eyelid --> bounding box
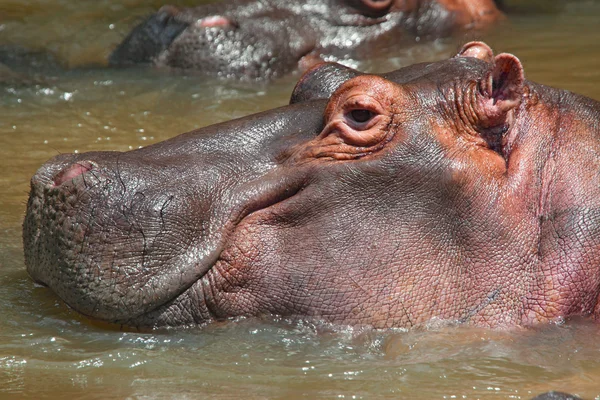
[341,94,383,115]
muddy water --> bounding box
[2,0,600,398]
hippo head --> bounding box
[109,0,502,79]
[25,42,600,329]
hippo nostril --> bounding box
[195,15,233,28]
[52,161,96,187]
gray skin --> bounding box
[24,42,600,333]
[109,0,502,79]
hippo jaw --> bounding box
[23,102,324,327]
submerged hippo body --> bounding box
[24,42,600,330]
[109,0,502,79]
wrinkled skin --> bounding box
[109,0,502,79]
[24,42,600,333]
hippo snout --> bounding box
[109,7,190,66]
[24,154,112,289]
[23,151,175,321]
[21,110,316,325]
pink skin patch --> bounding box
[197,15,232,28]
[52,161,95,187]
[298,53,325,72]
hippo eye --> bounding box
[349,109,375,124]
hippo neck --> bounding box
[503,82,600,322]
[505,82,597,209]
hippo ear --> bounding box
[290,62,362,104]
[477,53,525,128]
[457,41,494,63]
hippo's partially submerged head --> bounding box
[109,0,502,79]
[25,42,600,329]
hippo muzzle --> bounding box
[24,102,324,324]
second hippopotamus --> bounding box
[109,0,502,80]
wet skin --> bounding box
[109,0,502,79]
[24,42,600,332]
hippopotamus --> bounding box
[109,0,502,79]
[24,41,600,332]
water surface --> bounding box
[1,1,600,398]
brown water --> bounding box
[2,0,600,398]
